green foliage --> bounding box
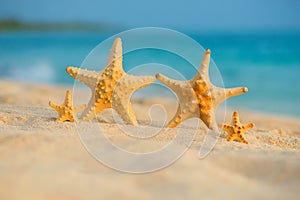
[0,19,113,32]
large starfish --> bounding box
[49,90,86,122]
[66,37,155,125]
[220,111,254,144]
[156,49,248,130]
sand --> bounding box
[0,80,299,200]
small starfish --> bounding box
[220,111,254,144]
[66,37,155,125]
[156,49,248,130]
[49,90,86,122]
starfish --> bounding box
[49,90,86,122]
[66,37,155,125]
[220,111,254,144]
[156,49,248,130]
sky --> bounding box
[0,0,300,32]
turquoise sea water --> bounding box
[0,31,299,117]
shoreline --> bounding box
[1,79,299,120]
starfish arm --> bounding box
[206,115,219,131]
[166,104,200,128]
[80,91,110,121]
[226,135,234,142]
[239,135,249,144]
[244,123,254,131]
[66,66,99,89]
[225,87,248,99]
[192,49,211,82]
[167,106,183,128]
[212,86,248,108]
[106,37,123,70]
[120,74,156,92]
[81,104,106,121]
[112,96,138,125]
[220,124,232,132]
[81,105,102,121]
[195,103,217,129]
[49,101,62,112]
[156,73,188,94]
[232,111,240,124]
[64,90,73,107]
[168,106,204,128]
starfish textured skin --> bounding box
[66,37,155,125]
[156,49,248,130]
[49,90,86,122]
[220,111,254,144]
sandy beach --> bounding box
[0,80,299,200]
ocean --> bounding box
[0,31,299,117]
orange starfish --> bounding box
[156,49,248,130]
[49,90,86,122]
[220,111,254,144]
